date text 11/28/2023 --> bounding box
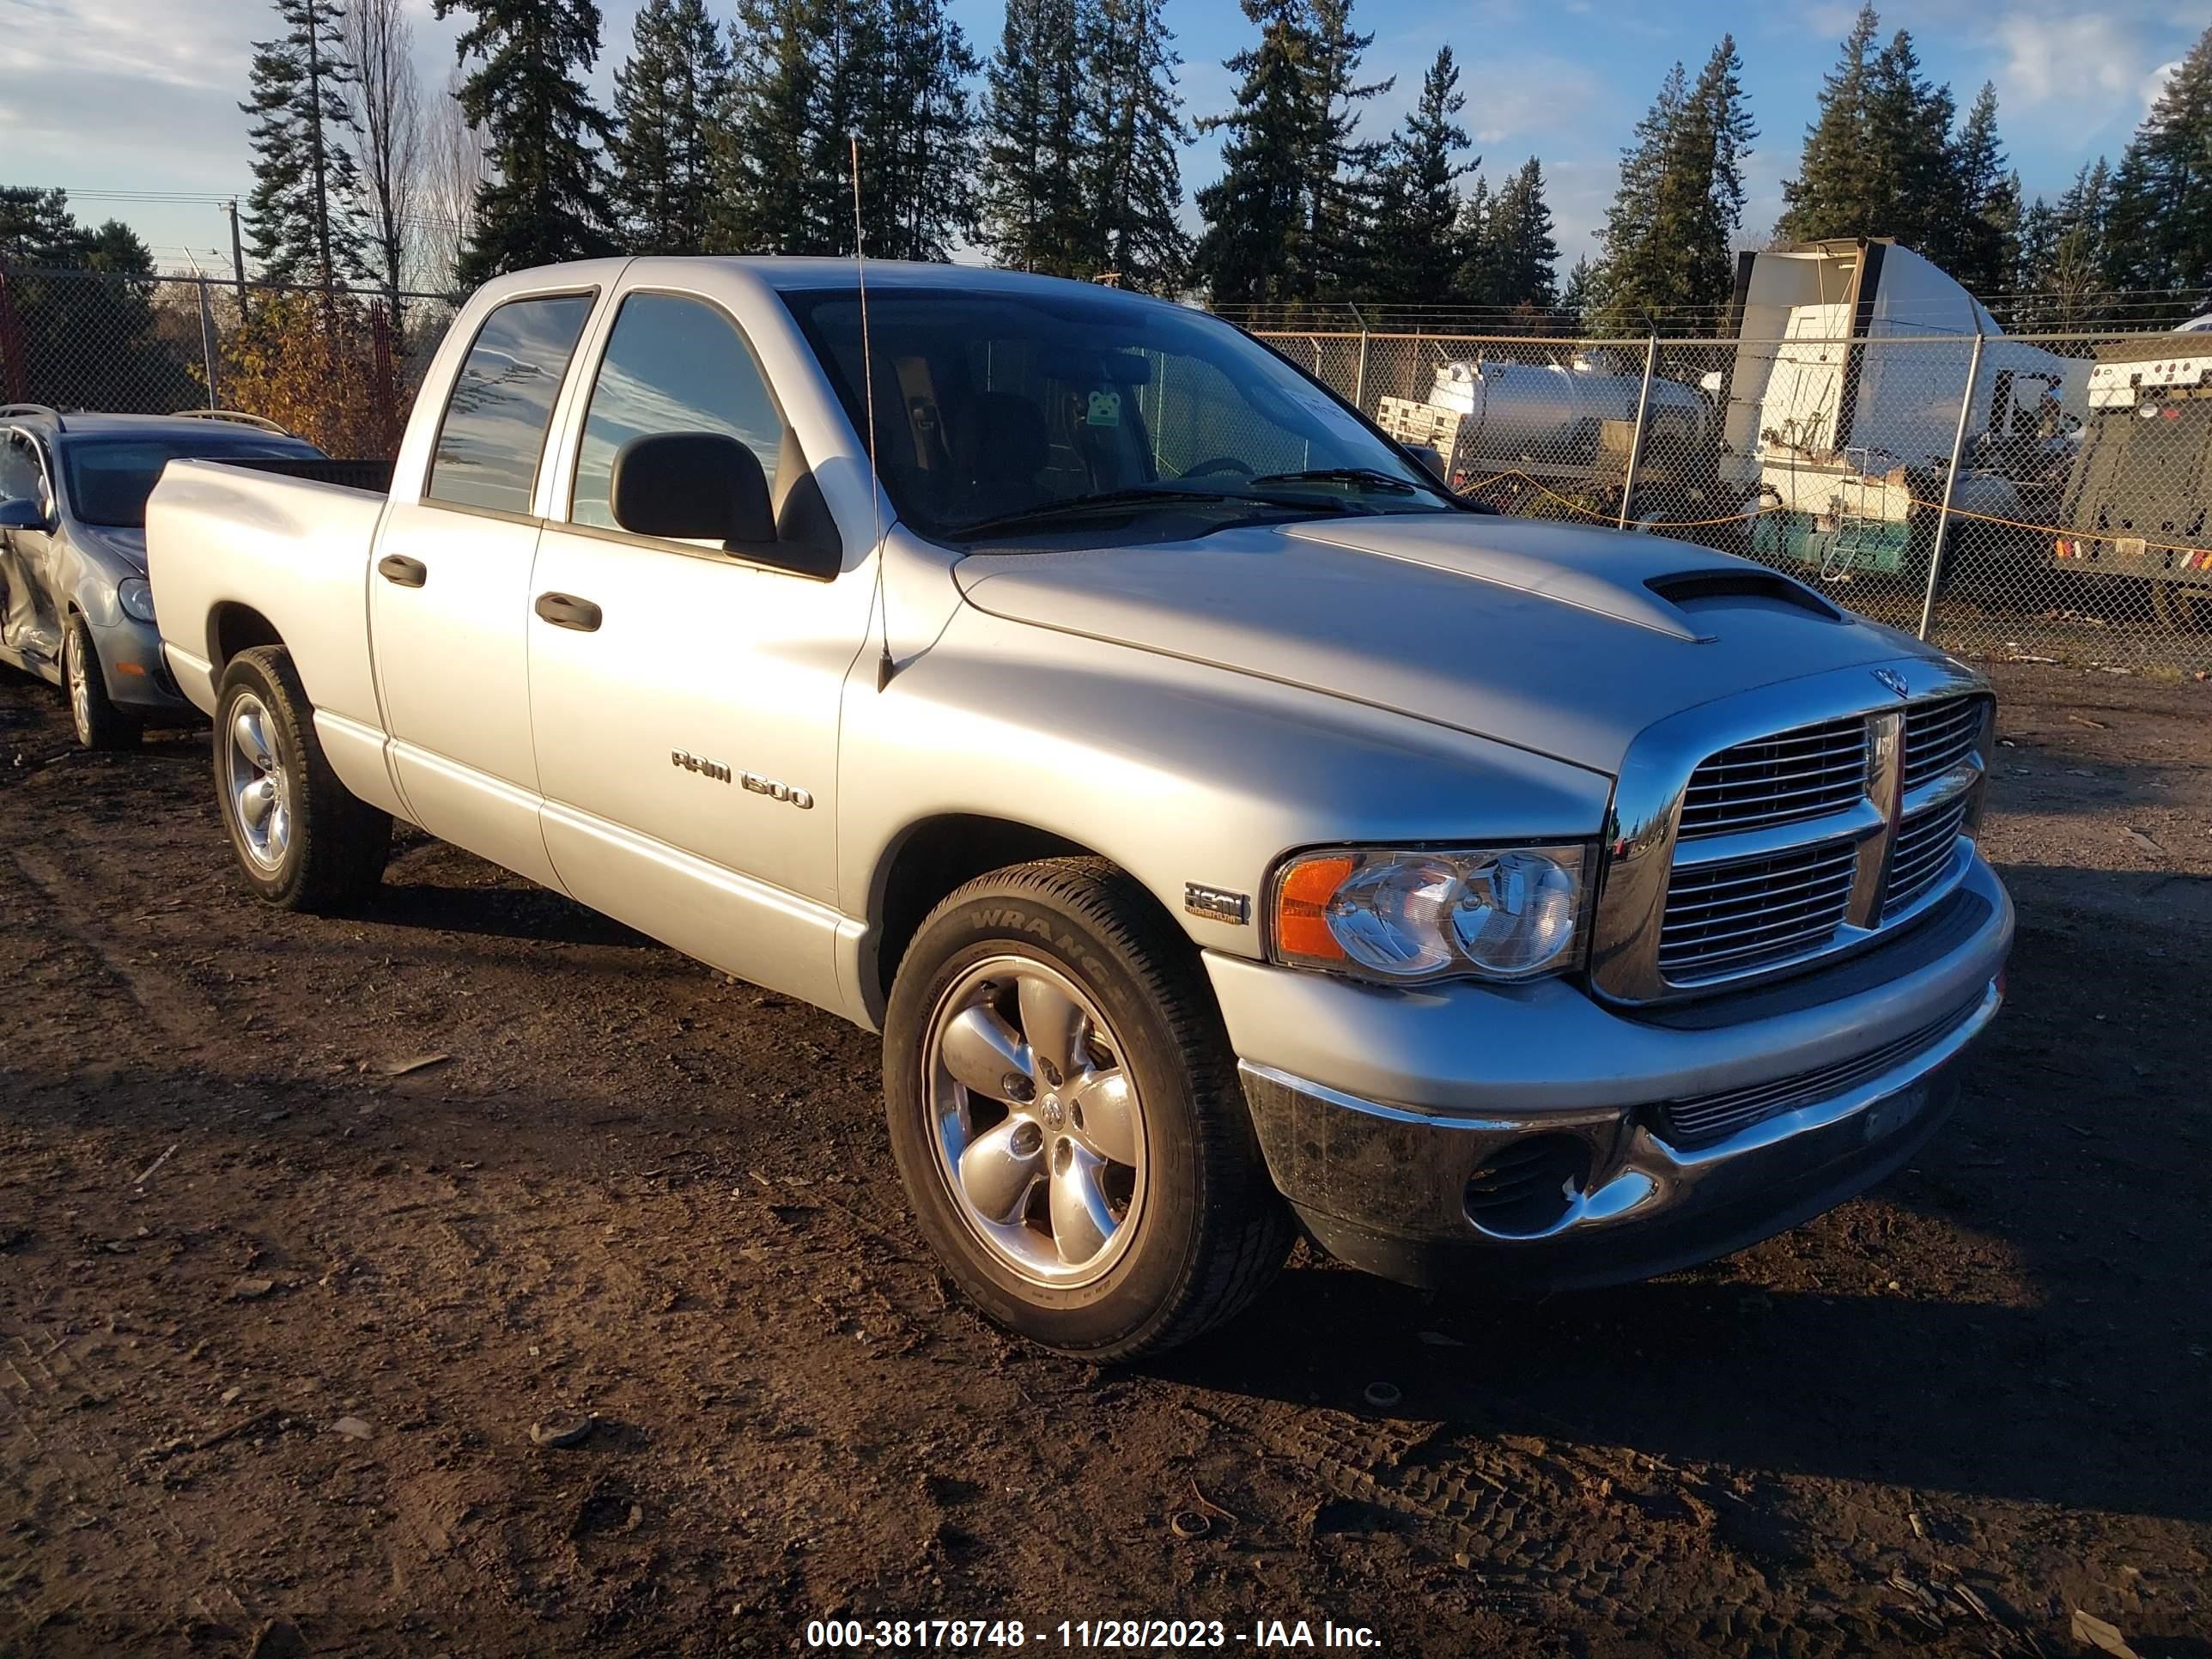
[802,1618,1384,1650]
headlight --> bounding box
[1270,844,1589,983]
[117,579,157,624]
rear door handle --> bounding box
[377,554,427,587]
[534,591,603,632]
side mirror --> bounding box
[610,432,775,547]
[1404,443,1449,484]
[0,498,46,532]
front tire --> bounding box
[214,646,391,912]
[64,615,138,750]
[884,859,1291,1359]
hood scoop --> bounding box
[1282,517,1711,641]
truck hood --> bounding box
[953,514,1930,775]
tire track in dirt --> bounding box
[7,847,228,1060]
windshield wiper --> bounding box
[948,483,1362,539]
[1247,466,1425,495]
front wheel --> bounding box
[884,859,1291,1359]
[64,615,138,750]
[214,646,391,912]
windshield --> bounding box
[62,436,319,528]
[781,285,1455,540]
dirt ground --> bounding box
[1,659,2206,1659]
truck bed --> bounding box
[145,456,393,737]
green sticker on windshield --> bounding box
[1086,390,1121,427]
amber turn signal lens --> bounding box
[1274,854,1356,962]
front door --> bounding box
[526,289,868,1010]
[369,289,596,889]
[0,429,61,665]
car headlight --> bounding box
[1269,844,1589,983]
[117,579,157,624]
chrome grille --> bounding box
[1656,994,1982,1148]
[1885,796,1970,919]
[1677,716,1869,839]
[1902,696,1987,790]
[1658,838,1857,981]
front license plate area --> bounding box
[1861,1084,1928,1145]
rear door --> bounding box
[369,289,596,888]
[526,286,869,1010]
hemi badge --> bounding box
[1184,883,1251,926]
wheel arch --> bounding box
[206,600,286,675]
[864,813,1194,1015]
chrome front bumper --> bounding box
[1215,858,2012,1292]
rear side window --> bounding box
[425,293,593,515]
[568,292,783,532]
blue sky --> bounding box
[1,0,2204,276]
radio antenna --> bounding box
[851,133,894,692]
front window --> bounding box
[61,437,318,528]
[781,285,1455,542]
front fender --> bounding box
[837,603,1614,973]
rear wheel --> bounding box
[63,615,138,750]
[214,646,390,912]
[884,858,1291,1359]
[2149,580,2212,632]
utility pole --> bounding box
[225,201,249,322]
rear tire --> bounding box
[64,615,139,750]
[884,858,1291,1359]
[2149,581,2212,632]
[214,646,390,912]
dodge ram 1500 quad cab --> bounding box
[147,258,2012,1358]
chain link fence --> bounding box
[1258,325,2212,678]
[7,264,2207,677]
[0,264,460,457]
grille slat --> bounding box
[1901,696,1987,790]
[1678,715,1869,839]
[1657,995,1983,1147]
[1659,838,1856,980]
[1884,797,1970,918]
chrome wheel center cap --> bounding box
[1041,1093,1066,1131]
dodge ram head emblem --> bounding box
[1871,667,1911,699]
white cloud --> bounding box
[2140,58,2182,116]
[1992,14,2146,109]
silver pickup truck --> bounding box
[146,258,2012,1358]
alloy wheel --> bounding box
[223,691,293,871]
[921,955,1148,1288]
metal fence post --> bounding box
[1616,333,1659,530]
[1346,303,1369,410]
[1917,330,1986,641]
[195,277,220,408]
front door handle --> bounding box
[534,591,603,632]
[377,554,428,587]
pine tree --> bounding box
[1194,1,1318,305]
[1193,0,1386,307]
[978,0,1088,274]
[1859,26,1956,251]
[1936,82,2016,303]
[870,0,980,261]
[1448,173,1494,308]
[1592,38,1753,331]
[434,0,617,283]
[1487,157,1559,310]
[240,0,368,290]
[1366,46,1473,305]
[1304,0,1390,297]
[611,0,731,253]
[712,0,820,254]
[2107,25,2212,304]
[1778,2,1881,243]
[1084,0,1191,292]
